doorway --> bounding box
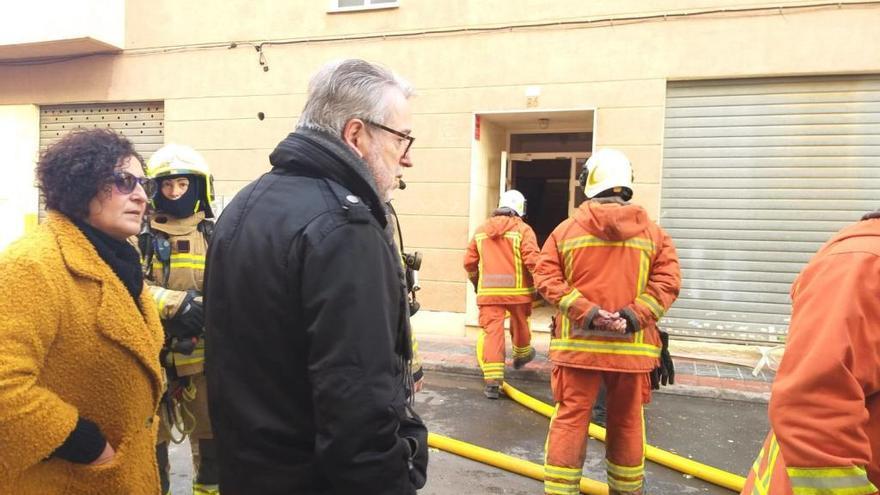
[510,158,570,246]
[467,110,594,328]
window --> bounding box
[329,0,398,12]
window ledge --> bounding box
[327,3,399,14]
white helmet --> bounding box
[579,148,634,201]
[499,189,526,217]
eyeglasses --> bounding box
[112,171,157,199]
[364,120,415,159]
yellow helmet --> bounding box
[579,148,634,201]
[147,144,215,218]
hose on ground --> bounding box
[428,432,608,495]
[501,382,746,493]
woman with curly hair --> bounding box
[0,128,165,494]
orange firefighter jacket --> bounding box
[534,200,680,372]
[742,218,880,495]
[463,214,540,305]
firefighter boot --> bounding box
[193,484,220,495]
[609,489,643,495]
[193,438,220,494]
[484,380,501,399]
[513,346,536,369]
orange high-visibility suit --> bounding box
[535,200,680,495]
[463,214,540,384]
[741,217,880,495]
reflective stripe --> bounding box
[476,332,504,380]
[513,345,532,357]
[550,338,661,358]
[608,476,643,492]
[544,464,582,480]
[559,289,581,316]
[474,231,532,297]
[606,459,645,477]
[556,235,656,344]
[558,235,655,256]
[173,346,204,366]
[152,287,171,315]
[504,232,524,289]
[556,310,654,355]
[636,292,664,319]
[478,287,536,296]
[747,447,767,495]
[763,436,782,491]
[169,253,205,269]
[788,465,878,495]
[606,409,646,493]
[543,481,580,495]
[545,462,583,493]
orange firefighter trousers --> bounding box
[477,303,532,383]
[545,365,648,495]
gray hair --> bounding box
[297,59,414,135]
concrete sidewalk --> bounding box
[414,320,773,403]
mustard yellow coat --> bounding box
[0,211,164,495]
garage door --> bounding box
[39,102,164,220]
[660,75,880,343]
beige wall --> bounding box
[460,119,507,317]
[0,0,124,47]
[0,105,40,252]
[1,2,878,311]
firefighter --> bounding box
[463,189,541,399]
[141,144,219,495]
[740,210,880,495]
[387,193,425,393]
[534,149,680,495]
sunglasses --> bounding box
[112,171,157,199]
[364,120,415,159]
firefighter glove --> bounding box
[169,290,204,339]
[617,306,641,333]
[650,330,674,389]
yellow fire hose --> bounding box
[428,432,609,495]
[501,382,746,492]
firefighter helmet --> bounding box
[147,144,215,218]
[499,189,527,217]
[579,148,634,201]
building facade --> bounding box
[2,0,879,343]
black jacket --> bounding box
[204,129,425,494]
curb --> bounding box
[421,362,770,404]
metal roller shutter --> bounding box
[660,75,880,344]
[38,102,164,220]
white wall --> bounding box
[0,0,124,48]
[0,105,40,252]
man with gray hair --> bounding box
[204,59,427,494]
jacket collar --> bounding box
[46,211,164,404]
[269,128,388,228]
[151,211,205,236]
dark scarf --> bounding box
[73,218,144,305]
[153,174,201,219]
[268,129,414,384]
[269,128,388,229]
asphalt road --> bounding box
[170,371,768,494]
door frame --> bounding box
[508,152,590,214]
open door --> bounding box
[510,158,572,246]
[499,151,509,196]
